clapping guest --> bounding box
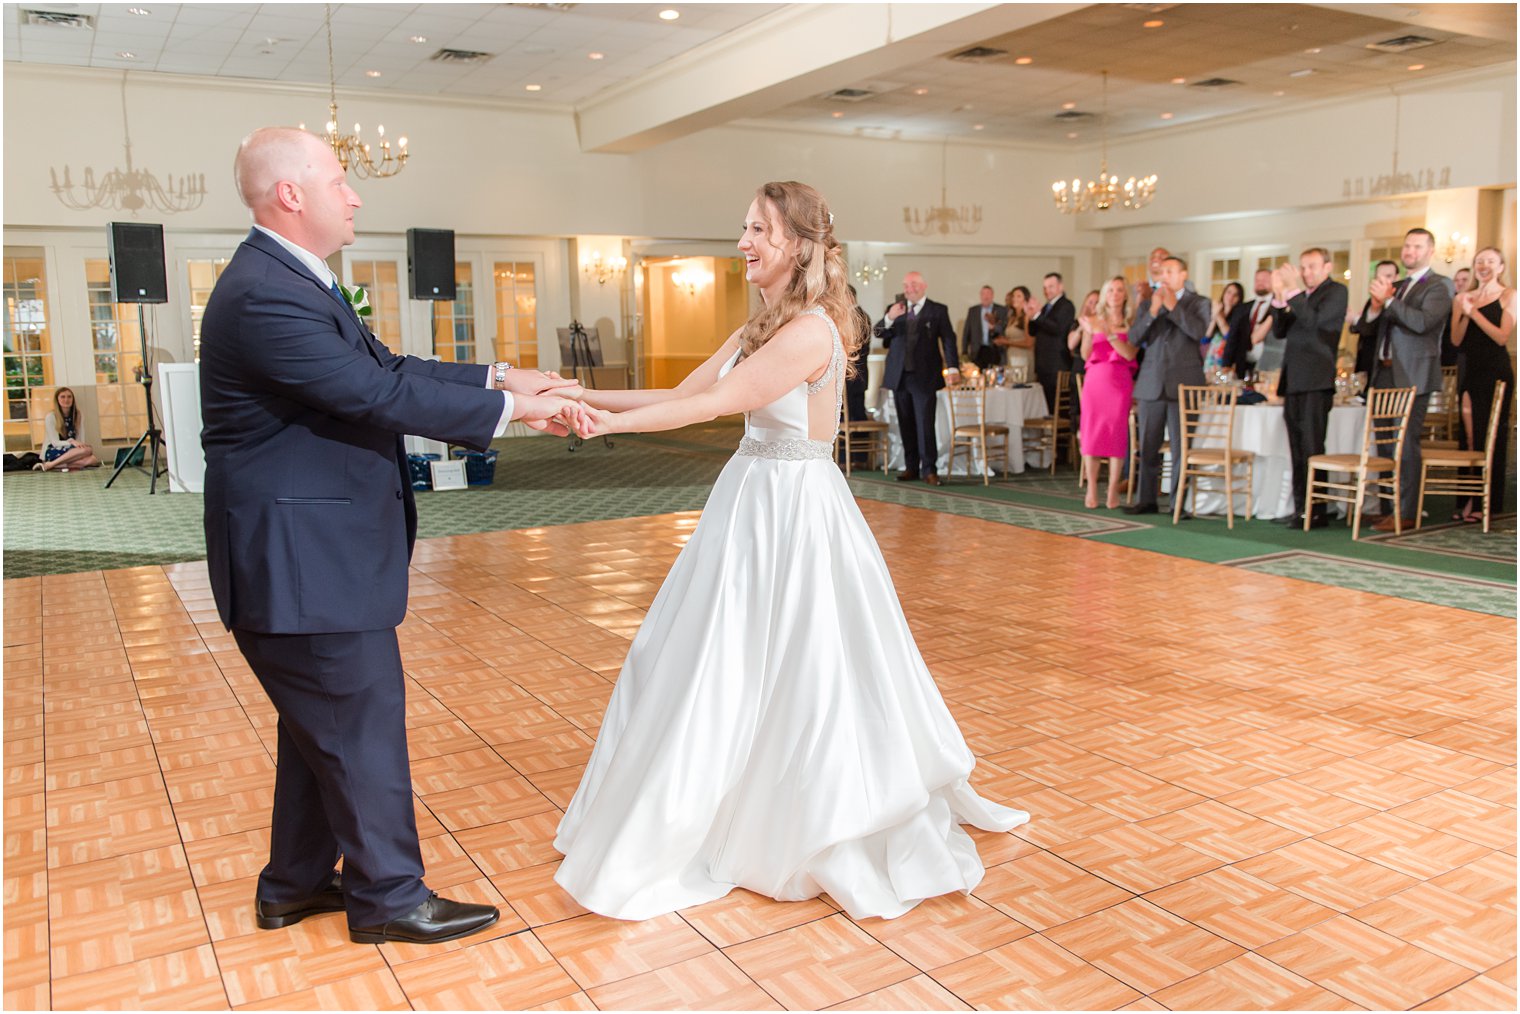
[1450,247,1515,521]
[1228,268,1276,379]
[38,387,101,471]
[844,285,872,423]
[961,286,1008,370]
[1351,260,1400,380]
[1067,289,1099,427]
[997,286,1035,377]
[1029,273,1075,415]
[1442,266,1473,367]
[1205,282,1247,373]
[1077,278,1138,509]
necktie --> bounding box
[907,302,918,320]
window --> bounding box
[430,262,477,363]
[1210,257,1241,302]
[493,262,538,369]
[187,258,231,362]
[347,258,402,347]
[3,252,53,451]
[84,258,143,385]
[1330,249,1352,286]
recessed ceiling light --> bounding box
[913,87,929,95]
[658,8,680,20]
[1289,68,1316,77]
[1304,47,1322,54]
[127,7,151,15]
[365,69,382,77]
[1273,90,1285,96]
[1061,101,1076,109]
[409,35,427,44]
[587,51,604,60]
[1144,19,1164,28]
[116,50,137,60]
[1407,63,1425,71]
[1014,56,1033,65]
[1160,112,1173,119]
[1170,77,1185,84]
[1066,131,1078,139]
[972,123,984,130]
[831,111,844,119]
[524,83,542,92]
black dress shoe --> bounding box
[895,471,919,482]
[1122,503,1159,515]
[349,892,500,945]
[256,873,345,930]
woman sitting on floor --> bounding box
[37,387,101,472]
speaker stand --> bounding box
[105,304,166,494]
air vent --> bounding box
[1365,34,1438,53]
[1053,110,1094,121]
[20,8,94,28]
[1190,77,1241,88]
[951,46,1007,61]
[430,48,494,64]
[826,87,876,102]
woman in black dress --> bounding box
[1450,246,1515,522]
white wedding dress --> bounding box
[552,308,1028,921]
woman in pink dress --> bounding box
[1077,277,1139,509]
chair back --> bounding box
[1361,386,1416,466]
[1052,370,1071,419]
[1177,384,1238,456]
[946,378,987,431]
[1481,379,1509,470]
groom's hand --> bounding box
[499,368,582,398]
[515,394,579,436]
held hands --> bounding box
[559,403,614,439]
[497,368,585,400]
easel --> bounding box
[562,320,613,452]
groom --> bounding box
[200,127,580,944]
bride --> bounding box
[552,181,1028,921]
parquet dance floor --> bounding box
[4,501,1514,1010]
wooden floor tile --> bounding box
[1389,788,1517,851]
[1049,824,1223,894]
[213,916,388,1006]
[1413,973,1517,1010]
[678,887,836,948]
[1043,897,1243,994]
[1259,914,1474,1010]
[1236,838,1421,912]
[586,949,781,1010]
[389,931,581,1010]
[490,861,588,928]
[824,972,971,1010]
[930,933,1142,1010]
[422,776,557,831]
[1144,864,1338,949]
[971,851,1132,931]
[233,966,409,1010]
[1150,952,1362,1010]
[1352,879,1518,972]
[535,911,713,989]
[1135,799,1304,863]
[724,913,917,1010]
[853,891,1030,972]
[1315,811,1493,879]
[50,942,227,1010]
[452,813,564,876]
[1218,776,1383,836]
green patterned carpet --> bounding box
[4,422,1515,616]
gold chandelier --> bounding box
[1051,71,1157,214]
[315,4,408,178]
[905,138,981,236]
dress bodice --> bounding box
[721,308,844,459]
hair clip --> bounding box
[828,212,835,226]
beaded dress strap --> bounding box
[802,308,845,415]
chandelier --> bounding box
[852,261,887,287]
[904,139,981,236]
[581,251,628,286]
[1051,71,1157,214]
[49,72,205,215]
[314,4,408,178]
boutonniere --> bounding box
[338,283,373,319]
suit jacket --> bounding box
[1219,301,1255,377]
[200,228,505,635]
[1348,297,1383,378]
[846,305,872,393]
[1131,288,1208,401]
[961,302,1008,358]
[877,298,958,391]
[1272,280,1348,394]
[1029,295,1075,376]
[1371,270,1452,395]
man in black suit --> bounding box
[1365,227,1453,531]
[877,271,959,486]
[1124,256,1208,514]
[1224,268,1276,378]
[844,284,872,423]
[1028,272,1075,415]
[1350,260,1400,380]
[1269,248,1349,528]
[201,128,580,945]
[961,286,1008,371]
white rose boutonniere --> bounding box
[338,283,373,319]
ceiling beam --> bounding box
[573,2,1085,154]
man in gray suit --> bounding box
[1124,256,1208,515]
[1365,227,1453,531]
[962,286,1009,370]
[1269,248,1348,528]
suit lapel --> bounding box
[242,228,384,363]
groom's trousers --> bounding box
[234,626,431,927]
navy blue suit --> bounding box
[200,227,504,926]
[877,298,957,476]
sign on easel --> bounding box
[429,459,468,491]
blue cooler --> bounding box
[406,453,441,490]
[451,449,499,486]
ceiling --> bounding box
[3,2,1515,146]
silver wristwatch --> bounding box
[492,361,514,388]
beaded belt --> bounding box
[737,435,833,460]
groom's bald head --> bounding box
[234,127,326,209]
[233,127,362,258]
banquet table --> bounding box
[875,385,1049,477]
[1184,402,1365,519]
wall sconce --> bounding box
[1439,232,1470,265]
[581,251,628,286]
[670,268,713,296]
[852,261,887,287]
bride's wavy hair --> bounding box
[738,181,865,377]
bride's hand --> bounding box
[570,404,616,438]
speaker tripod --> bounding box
[566,320,613,453]
[104,304,166,493]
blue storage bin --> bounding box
[451,449,499,486]
[406,453,441,490]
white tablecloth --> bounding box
[1187,403,1365,518]
[875,385,1049,476]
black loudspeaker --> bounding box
[107,222,169,303]
[407,228,456,300]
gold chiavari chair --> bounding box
[1305,386,1417,539]
[946,377,1010,485]
[1418,379,1508,533]
[1172,384,1254,529]
[834,406,890,478]
[1022,370,1071,477]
